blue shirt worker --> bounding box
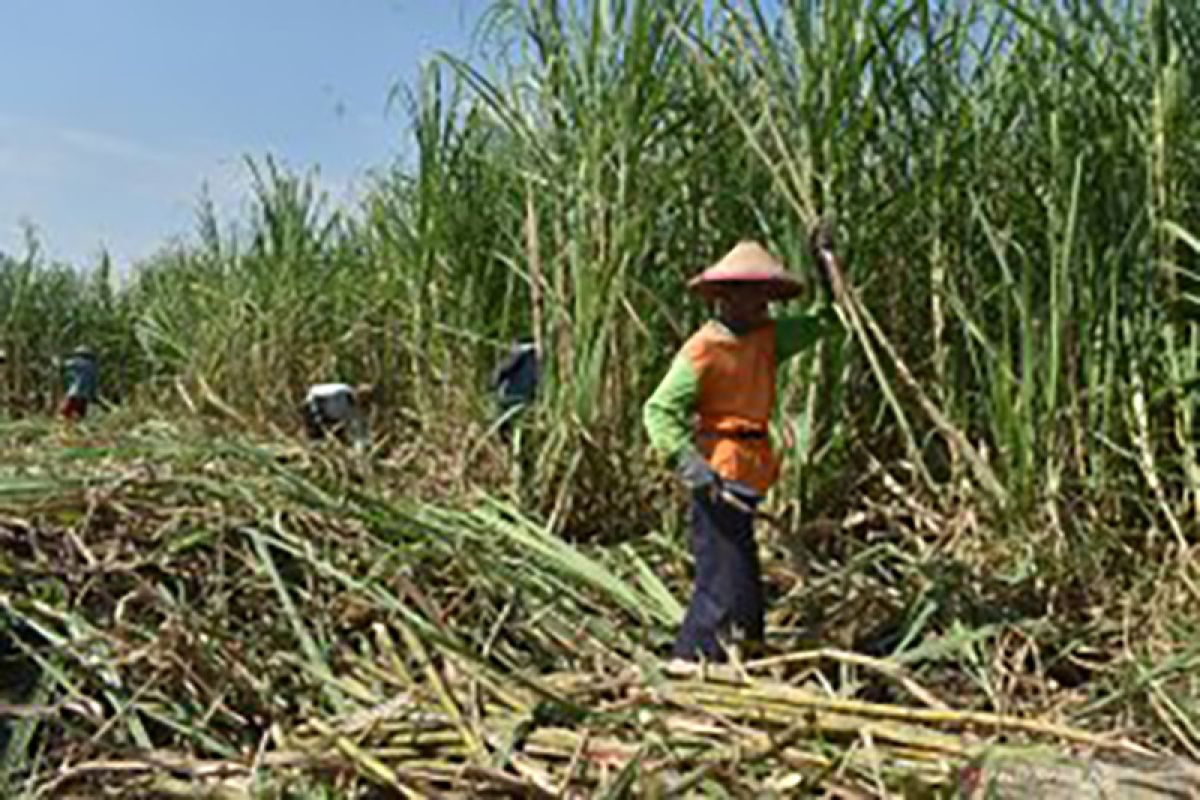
[60,347,98,420]
[491,340,539,437]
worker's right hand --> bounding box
[676,449,721,494]
[809,217,838,303]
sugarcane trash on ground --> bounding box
[2,411,1199,797]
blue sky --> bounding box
[0,0,490,268]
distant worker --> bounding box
[60,346,98,421]
[302,382,372,450]
[491,339,539,436]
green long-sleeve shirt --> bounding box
[642,307,835,466]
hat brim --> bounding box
[687,273,804,301]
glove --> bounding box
[676,449,721,493]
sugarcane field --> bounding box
[4,1,1200,798]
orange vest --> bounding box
[682,321,780,494]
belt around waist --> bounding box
[698,429,767,441]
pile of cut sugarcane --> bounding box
[1,418,1197,798]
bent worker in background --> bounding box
[60,346,98,421]
[643,240,835,671]
[302,382,373,451]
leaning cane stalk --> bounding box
[810,216,1009,509]
[807,217,934,492]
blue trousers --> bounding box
[672,488,764,662]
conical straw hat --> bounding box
[687,240,803,301]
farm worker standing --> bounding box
[60,346,98,420]
[302,382,372,451]
[643,240,834,669]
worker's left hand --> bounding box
[676,449,722,494]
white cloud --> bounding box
[0,112,178,166]
[54,125,186,169]
[0,113,371,271]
